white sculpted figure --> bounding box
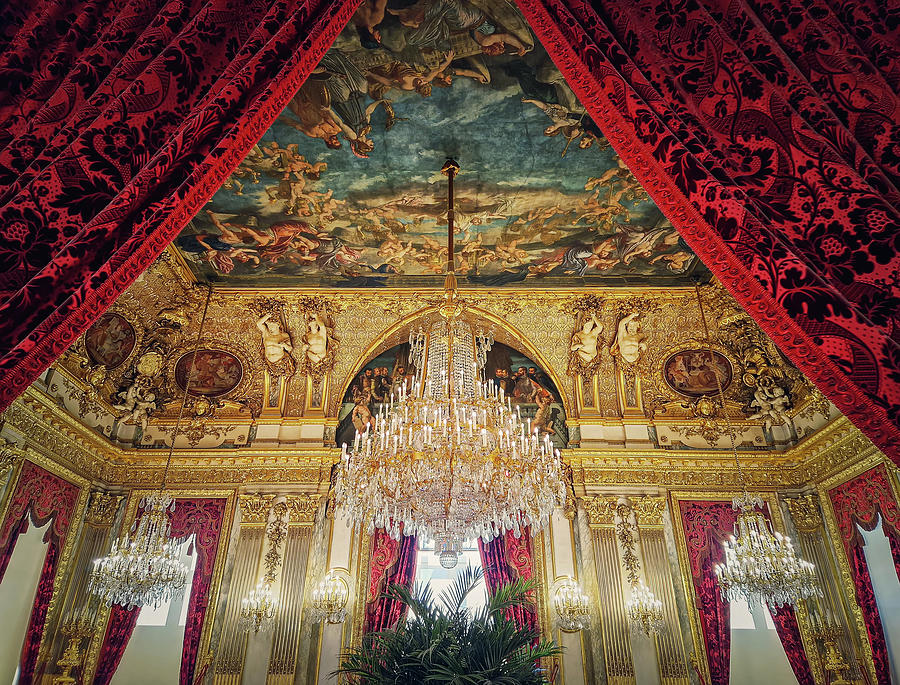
[303,311,329,365]
[256,313,293,364]
[113,379,159,432]
[570,313,603,364]
[611,312,648,364]
[748,378,791,427]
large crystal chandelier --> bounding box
[715,493,819,608]
[88,492,188,609]
[90,288,214,609]
[335,159,566,565]
[693,286,819,609]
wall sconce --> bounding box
[310,569,350,624]
[552,576,591,632]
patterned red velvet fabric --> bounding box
[0,0,361,411]
[828,464,900,685]
[768,606,814,685]
[679,500,737,685]
[517,0,900,460]
[0,460,81,685]
[364,530,417,633]
[93,497,227,685]
[478,530,537,632]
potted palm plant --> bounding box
[335,566,562,684]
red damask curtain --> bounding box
[828,464,900,685]
[518,0,900,460]
[0,0,361,411]
[93,496,228,685]
[363,529,417,633]
[678,499,814,685]
[0,460,81,685]
[478,529,538,632]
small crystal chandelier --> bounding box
[693,285,819,609]
[240,499,288,632]
[617,500,664,636]
[715,493,819,608]
[553,576,590,632]
[310,570,349,624]
[89,288,214,609]
[240,580,277,633]
[335,160,566,566]
[626,582,664,636]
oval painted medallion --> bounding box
[174,350,243,397]
[84,313,136,369]
[663,349,733,398]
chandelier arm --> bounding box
[160,284,213,492]
[694,283,748,496]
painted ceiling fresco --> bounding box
[175,0,702,288]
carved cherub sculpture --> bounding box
[113,379,159,431]
[748,376,791,428]
[611,312,648,364]
[256,313,293,364]
[303,311,329,365]
[570,312,603,364]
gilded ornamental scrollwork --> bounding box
[785,494,823,534]
[84,491,123,526]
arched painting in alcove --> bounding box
[336,340,568,450]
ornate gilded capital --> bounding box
[785,494,823,534]
[285,493,321,524]
[631,496,666,526]
[84,491,122,526]
[580,495,617,526]
[0,437,23,477]
[239,493,275,524]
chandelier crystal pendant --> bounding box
[310,570,350,624]
[692,285,820,609]
[335,159,566,565]
[553,576,591,632]
[714,493,819,608]
[89,288,214,609]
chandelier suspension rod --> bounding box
[443,158,458,275]
[160,284,213,492]
[694,283,748,495]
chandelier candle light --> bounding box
[89,288,215,609]
[335,160,566,566]
[692,285,820,609]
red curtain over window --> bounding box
[828,464,900,685]
[0,0,361,410]
[478,529,538,632]
[678,499,814,685]
[363,529,418,633]
[517,0,900,459]
[92,497,228,685]
[0,460,81,685]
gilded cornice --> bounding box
[4,379,881,491]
